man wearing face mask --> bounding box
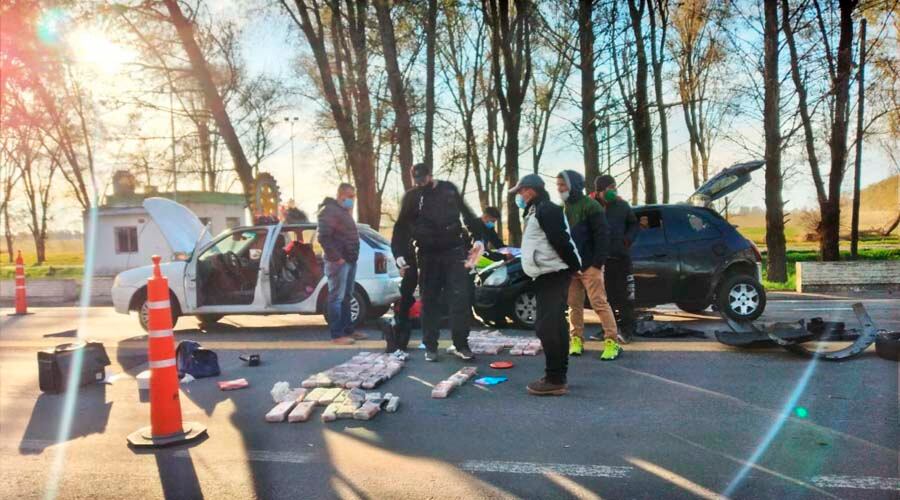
[591,175,639,343]
[480,206,504,251]
[556,171,620,360]
[392,163,488,362]
[317,183,366,345]
[510,174,582,395]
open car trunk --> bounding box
[686,160,765,208]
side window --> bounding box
[115,227,139,254]
[632,210,665,246]
[199,228,268,262]
[665,209,721,243]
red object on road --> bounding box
[14,251,27,315]
[218,378,250,391]
[489,361,514,370]
[127,255,207,448]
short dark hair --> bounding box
[595,174,616,192]
[337,182,355,195]
[483,206,501,220]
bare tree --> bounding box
[483,0,534,245]
[850,19,866,259]
[763,0,787,282]
[625,0,657,203]
[280,0,381,227]
[647,0,670,202]
[424,0,438,169]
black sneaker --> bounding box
[424,350,439,362]
[452,347,475,361]
[526,377,568,396]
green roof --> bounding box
[104,191,246,207]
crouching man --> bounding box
[509,174,582,396]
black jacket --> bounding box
[593,194,639,259]
[316,197,360,263]
[392,180,486,258]
[559,170,608,270]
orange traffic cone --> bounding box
[128,255,206,448]
[13,251,27,315]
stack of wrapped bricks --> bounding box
[266,387,400,423]
[431,367,478,398]
[467,330,543,356]
[301,352,405,390]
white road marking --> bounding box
[173,449,314,464]
[811,475,900,491]
[460,460,632,479]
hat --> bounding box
[508,173,545,194]
[411,163,431,183]
[595,174,616,191]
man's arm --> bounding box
[622,203,640,247]
[391,190,417,260]
[485,227,504,250]
[453,183,488,243]
[588,203,609,269]
[536,202,582,271]
[316,209,342,262]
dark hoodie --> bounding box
[589,191,639,259]
[557,170,608,270]
[316,197,360,263]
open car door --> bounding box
[256,221,283,308]
[686,160,764,208]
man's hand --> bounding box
[396,256,409,269]
[334,258,346,266]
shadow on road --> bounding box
[19,384,112,455]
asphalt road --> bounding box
[0,296,897,499]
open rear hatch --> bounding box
[686,160,764,207]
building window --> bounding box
[226,217,240,229]
[115,227,138,254]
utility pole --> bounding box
[285,116,299,202]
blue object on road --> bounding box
[176,340,220,379]
[474,376,508,386]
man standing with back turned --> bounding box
[392,163,488,362]
[510,174,582,396]
[317,183,367,345]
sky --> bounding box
[23,2,900,232]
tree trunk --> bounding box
[162,0,254,200]
[374,0,413,190]
[3,204,12,263]
[424,0,437,169]
[882,211,900,236]
[850,19,866,259]
[763,0,787,282]
[579,0,600,189]
[626,0,656,204]
[647,0,669,203]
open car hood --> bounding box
[143,197,212,255]
[687,160,764,207]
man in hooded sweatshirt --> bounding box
[510,174,582,395]
[556,170,621,361]
[317,183,367,345]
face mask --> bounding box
[560,190,570,203]
[342,198,354,209]
[485,221,495,230]
[515,194,527,209]
[604,189,617,202]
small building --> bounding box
[85,189,248,276]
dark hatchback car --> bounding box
[474,161,767,328]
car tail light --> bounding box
[750,242,762,262]
[374,252,387,274]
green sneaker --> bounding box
[569,336,584,356]
[600,339,622,361]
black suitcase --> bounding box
[38,341,111,393]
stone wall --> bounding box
[796,261,900,293]
[0,277,114,306]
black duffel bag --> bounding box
[38,341,111,393]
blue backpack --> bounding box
[175,340,220,379]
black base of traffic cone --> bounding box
[127,421,208,448]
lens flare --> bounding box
[36,9,68,45]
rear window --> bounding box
[358,227,390,250]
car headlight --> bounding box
[482,265,508,286]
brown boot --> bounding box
[526,377,567,396]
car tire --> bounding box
[716,274,766,322]
[510,290,537,329]
[324,288,368,328]
[676,301,711,314]
[138,293,179,332]
[196,314,224,327]
[875,331,900,361]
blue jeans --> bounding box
[325,260,356,338]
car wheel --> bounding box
[511,291,537,329]
[196,314,224,327]
[676,301,711,314]
[716,274,766,322]
[138,296,179,332]
[875,331,900,361]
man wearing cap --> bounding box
[392,163,488,362]
[556,170,620,360]
[510,174,582,396]
[591,175,640,343]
